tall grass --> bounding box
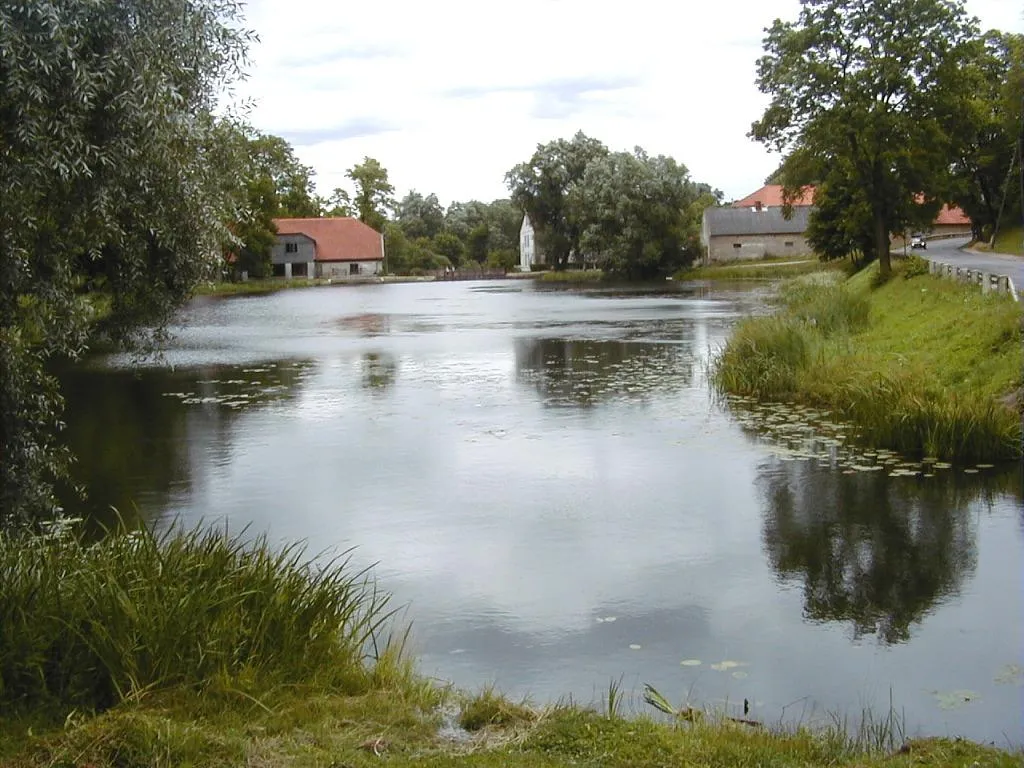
[712,267,1023,461]
[0,521,398,715]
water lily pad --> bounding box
[680,659,702,667]
[934,462,952,469]
[963,468,979,474]
[629,644,642,650]
[976,464,994,469]
[711,661,747,672]
[932,689,980,710]
[995,664,1023,685]
[731,670,749,679]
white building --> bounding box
[519,214,541,271]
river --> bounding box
[60,279,1023,743]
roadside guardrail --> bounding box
[926,260,1019,302]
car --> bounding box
[910,233,927,249]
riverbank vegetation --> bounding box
[2,523,1019,768]
[538,269,606,283]
[712,259,1022,461]
[675,256,847,282]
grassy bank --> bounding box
[977,226,1023,256]
[193,277,350,296]
[675,255,847,281]
[712,258,1022,461]
[2,524,1020,767]
[537,269,605,283]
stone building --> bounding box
[271,217,385,278]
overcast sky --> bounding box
[234,0,1023,207]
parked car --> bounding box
[910,233,927,249]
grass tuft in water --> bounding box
[0,519,400,717]
[458,686,537,731]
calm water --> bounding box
[62,280,1023,743]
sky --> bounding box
[234,0,1024,207]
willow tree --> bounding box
[0,0,252,521]
[751,0,981,276]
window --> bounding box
[733,243,742,249]
[285,242,298,254]
[784,241,794,247]
[349,263,360,275]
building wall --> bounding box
[519,216,541,270]
[707,233,811,262]
[317,260,383,278]
[272,234,316,265]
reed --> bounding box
[0,520,398,715]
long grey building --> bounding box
[701,206,814,263]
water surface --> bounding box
[63,280,1023,743]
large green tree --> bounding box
[346,157,395,232]
[0,0,251,521]
[396,191,444,240]
[580,149,699,279]
[950,31,1024,241]
[506,132,609,269]
[751,0,980,276]
[245,133,320,218]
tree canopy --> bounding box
[506,133,712,276]
[0,0,251,521]
[751,0,981,275]
[347,157,395,232]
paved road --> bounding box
[917,236,1024,294]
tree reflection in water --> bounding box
[757,461,1017,644]
[514,338,692,408]
[359,352,397,391]
[58,360,314,529]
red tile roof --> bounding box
[273,217,384,262]
[731,185,816,209]
[934,204,970,226]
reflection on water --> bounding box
[55,280,1024,744]
[760,462,987,644]
[360,352,397,390]
[514,338,693,407]
[60,360,314,528]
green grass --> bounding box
[712,261,1023,461]
[2,524,1021,767]
[192,278,332,296]
[3,684,1020,767]
[0,521,402,717]
[989,226,1024,256]
[538,270,605,283]
[675,256,848,281]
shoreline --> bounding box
[711,259,1022,461]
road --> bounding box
[917,236,1024,294]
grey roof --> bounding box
[704,206,812,237]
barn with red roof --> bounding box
[271,217,385,278]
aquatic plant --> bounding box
[0,520,399,714]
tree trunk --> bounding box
[874,210,891,277]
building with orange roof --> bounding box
[730,184,816,210]
[271,217,385,278]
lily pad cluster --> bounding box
[725,396,999,476]
[161,361,314,410]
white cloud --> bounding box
[234,0,1024,206]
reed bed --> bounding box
[0,521,397,714]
